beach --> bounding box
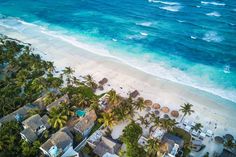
[1,23,236,155]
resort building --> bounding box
[161,133,184,157]
[40,127,78,157]
[46,94,70,112]
[93,136,121,157]
[73,110,97,137]
[0,103,40,125]
[20,114,50,143]
[138,136,148,147]
[98,94,110,112]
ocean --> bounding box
[0,0,236,103]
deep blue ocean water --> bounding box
[0,0,236,102]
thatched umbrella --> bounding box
[146,107,151,112]
[224,134,234,141]
[98,78,108,85]
[161,107,170,113]
[144,100,152,107]
[154,110,160,115]
[130,90,139,98]
[171,110,179,118]
[152,103,161,109]
[163,114,170,119]
[214,136,224,144]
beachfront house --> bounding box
[0,104,40,125]
[46,94,70,112]
[98,94,111,112]
[40,127,78,157]
[93,136,121,157]
[73,110,97,137]
[20,114,50,143]
[161,133,184,157]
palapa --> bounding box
[171,110,179,118]
[144,100,152,106]
[161,107,170,113]
[152,103,161,109]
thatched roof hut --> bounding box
[224,134,234,141]
[152,103,161,109]
[130,90,139,98]
[214,136,224,144]
[161,107,170,113]
[144,100,152,106]
[171,110,179,118]
[154,110,160,115]
[146,107,151,112]
[98,78,108,85]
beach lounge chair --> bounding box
[199,132,206,140]
[192,130,199,137]
[206,130,213,137]
[183,120,189,126]
[184,125,191,132]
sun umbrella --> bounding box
[146,107,151,112]
[163,114,170,119]
[224,134,234,141]
[144,100,152,106]
[161,107,170,113]
[154,110,160,115]
[214,136,224,144]
[171,110,179,118]
[152,103,161,109]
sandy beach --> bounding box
[1,23,236,155]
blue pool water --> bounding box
[0,0,235,102]
[76,110,86,117]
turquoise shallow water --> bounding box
[0,0,236,102]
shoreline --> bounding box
[1,24,236,139]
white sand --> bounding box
[1,24,236,155]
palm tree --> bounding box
[134,97,145,111]
[46,61,55,74]
[160,119,177,131]
[150,116,161,133]
[48,107,68,129]
[224,139,235,150]
[179,103,194,122]
[145,138,160,157]
[107,90,120,106]
[83,74,98,90]
[62,66,75,85]
[192,123,203,132]
[98,112,117,128]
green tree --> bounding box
[145,138,160,157]
[21,140,41,157]
[224,139,235,150]
[160,118,177,131]
[179,103,194,122]
[107,89,120,106]
[192,123,203,132]
[134,97,145,111]
[48,107,68,129]
[98,112,117,128]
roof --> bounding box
[22,114,44,131]
[41,115,50,129]
[0,104,39,124]
[46,94,70,111]
[74,110,97,133]
[20,128,38,143]
[162,133,184,149]
[130,90,139,98]
[40,127,73,153]
[220,149,236,157]
[93,137,121,157]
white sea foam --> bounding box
[140,32,148,36]
[160,5,182,12]
[191,36,197,39]
[150,0,180,5]
[206,11,221,17]
[177,20,185,23]
[196,5,201,8]
[112,38,117,42]
[201,1,225,6]
[202,31,223,42]
[136,22,152,27]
